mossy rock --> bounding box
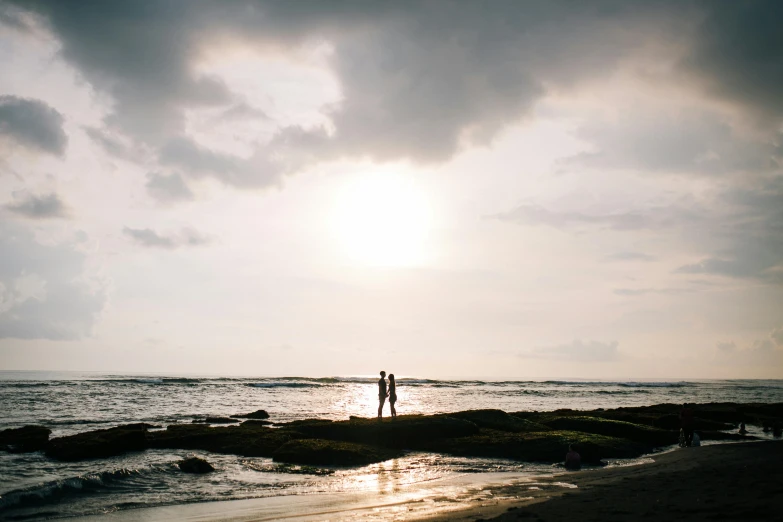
[539,416,677,446]
[450,410,551,433]
[286,414,479,449]
[192,417,237,424]
[273,439,401,466]
[274,419,334,428]
[0,425,51,453]
[420,429,648,464]
[46,424,151,461]
[178,456,215,473]
[698,430,758,441]
[232,409,270,420]
[149,423,294,457]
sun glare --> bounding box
[332,172,432,267]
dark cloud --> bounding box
[11,0,782,185]
[0,95,67,155]
[685,0,783,129]
[145,172,194,204]
[518,339,620,362]
[123,226,211,248]
[15,1,232,143]
[0,222,106,340]
[14,1,689,166]
[5,192,68,219]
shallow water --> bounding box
[1,372,781,520]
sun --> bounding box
[332,172,432,267]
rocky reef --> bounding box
[2,402,779,467]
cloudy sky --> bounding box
[1,0,781,379]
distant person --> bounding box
[565,444,581,470]
[692,431,701,447]
[388,374,397,418]
[739,422,748,435]
[680,403,695,447]
[377,371,388,419]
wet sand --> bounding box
[423,440,783,522]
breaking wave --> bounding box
[0,468,152,512]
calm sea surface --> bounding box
[2,372,782,520]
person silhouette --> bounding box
[680,403,695,447]
[388,374,397,418]
[377,371,388,419]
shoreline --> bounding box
[69,440,782,522]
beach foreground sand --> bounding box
[423,440,783,522]
[75,440,782,521]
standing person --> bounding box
[565,444,581,470]
[377,371,388,419]
[388,374,397,418]
[680,403,695,447]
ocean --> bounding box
[1,372,782,520]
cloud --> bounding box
[123,226,211,249]
[0,95,67,155]
[145,172,194,204]
[518,339,620,362]
[158,136,281,189]
[0,222,106,340]
[716,341,736,354]
[83,126,149,162]
[561,109,778,175]
[5,192,69,219]
[673,177,783,283]
[214,102,269,122]
[772,327,783,347]
[613,287,691,297]
[490,202,699,231]
[714,326,783,369]
[605,252,657,262]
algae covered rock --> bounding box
[178,456,215,473]
[192,417,237,424]
[450,410,551,433]
[241,419,273,427]
[539,416,677,446]
[285,414,479,449]
[273,439,401,466]
[149,423,293,457]
[46,424,151,461]
[421,429,648,464]
[232,409,270,420]
[0,425,51,453]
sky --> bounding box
[0,0,781,379]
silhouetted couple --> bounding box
[377,371,397,419]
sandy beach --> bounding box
[424,440,783,522]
